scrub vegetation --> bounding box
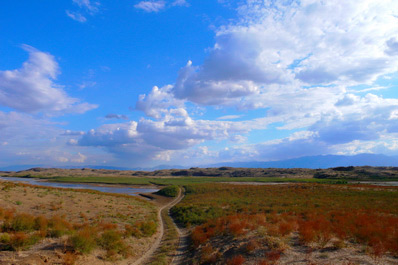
[0,181,158,264]
[2,166,398,264]
[171,183,398,264]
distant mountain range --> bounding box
[205,154,398,169]
[1,154,398,172]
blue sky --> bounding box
[0,0,398,168]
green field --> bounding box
[25,175,347,186]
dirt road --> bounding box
[133,188,184,265]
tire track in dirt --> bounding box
[133,188,183,265]
[170,188,191,265]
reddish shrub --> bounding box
[200,245,218,264]
[226,255,245,265]
[266,250,281,263]
[191,226,208,247]
[278,221,295,236]
[246,239,260,253]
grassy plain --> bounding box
[171,183,398,264]
[12,175,346,186]
[0,181,158,265]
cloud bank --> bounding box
[81,0,398,166]
[0,45,97,114]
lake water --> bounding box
[354,181,398,186]
[0,176,159,196]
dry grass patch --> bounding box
[0,181,158,264]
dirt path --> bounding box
[170,227,190,265]
[133,188,184,265]
[170,189,191,265]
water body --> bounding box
[354,181,398,186]
[0,176,159,196]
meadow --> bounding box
[16,175,346,186]
[171,183,398,264]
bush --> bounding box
[10,213,35,232]
[9,232,39,251]
[34,215,48,237]
[48,216,73,237]
[156,185,179,197]
[0,233,10,244]
[70,227,97,254]
[98,230,130,259]
[140,221,157,236]
[130,221,157,238]
[226,255,245,265]
[124,224,141,238]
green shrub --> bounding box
[34,215,48,233]
[137,221,157,237]
[10,213,35,231]
[9,232,39,251]
[70,227,97,254]
[124,224,141,238]
[48,216,73,237]
[98,230,130,259]
[0,233,10,244]
[155,185,179,197]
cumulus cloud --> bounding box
[171,0,398,106]
[136,85,183,118]
[75,0,398,165]
[78,107,250,161]
[385,37,398,56]
[0,45,97,114]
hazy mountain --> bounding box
[2,154,398,172]
[206,154,398,169]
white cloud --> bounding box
[171,0,398,106]
[71,152,87,163]
[134,0,189,13]
[0,111,106,167]
[385,37,398,56]
[62,130,85,136]
[66,11,87,22]
[67,0,100,22]
[73,0,99,14]
[78,107,250,162]
[217,115,243,120]
[105,114,129,120]
[136,85,183,118]
[69,0,398,166]
[0,45,97,114]
[172,0,189,7]
[134,1,166,12]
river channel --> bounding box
[0,176,159,196]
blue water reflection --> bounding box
[0,176,158,196]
